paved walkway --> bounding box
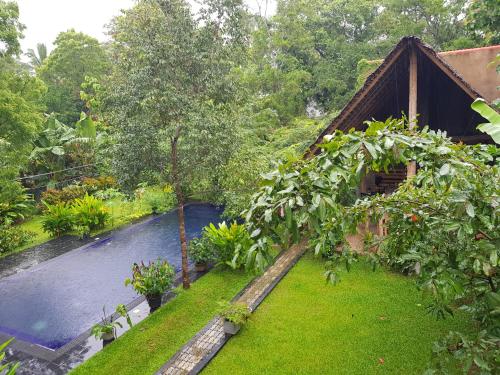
[157,242,308,375]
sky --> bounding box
[17,0,276,58]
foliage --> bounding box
[204,221,254,268]
[91,304,133,340]
[93,188,124,201]
[0,337,19,375]
[29,113,97,180]
[0,193,32,226]
[0,0,24,57]
[41,202,74,237]
[466,0,500,45]
[218,301,250,325]
[71,194,109,235]
[472,98,500,144]
[125,259,175,297]
[26,43,48,69]
[37,29,110,124]
[0,225,34,254]
[188,237,214,264]
[142,185,175,214]
[239,118,499,372]
[40,185,88,208]
[82,176,117,194]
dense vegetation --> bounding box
[0,0,498,372]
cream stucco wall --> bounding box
[439,45,500,103]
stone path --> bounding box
[157,242,308,375]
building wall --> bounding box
[439,45,500,103]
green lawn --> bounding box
[203,253,472,375]
[70,267,253,375]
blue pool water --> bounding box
[0,204,222,350]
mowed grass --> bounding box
[204,253,473,375]
[71,267,253,375]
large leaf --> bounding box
[75,112,96,139]
[471,98,500,144]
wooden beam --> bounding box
[407,48,417,177]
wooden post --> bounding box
[407,48,417,178]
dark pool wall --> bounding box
[0,204,222,349]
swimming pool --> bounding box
[0,204,222,350]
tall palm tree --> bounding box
[26,43,48,68]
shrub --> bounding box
[93,188,125,201]
[72,195,110,236]
[0,225,35,254]
[142,185,175,214]
[204,221,253,267]
[41,202,75,237]
[188,237,214,264]
[82,176,117,193]
[0,193,33,226]
[0,338,19,374]
[218,301,250,325]
[124,259,175,297]
[40,185,87,208]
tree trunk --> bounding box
[171,133,190,289]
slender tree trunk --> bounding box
[171,133,190,289]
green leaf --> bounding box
[363,141,378,158]
[75,112,97,139]
[439,163,450,176]
[471,98,500,144]
[465,202,475,218]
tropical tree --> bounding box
[37,30,110,124]
[26,42,48,68]
[103,0,248,288]
[0,0,24,58]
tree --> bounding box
[37,30,110,124]
[466,0,500,45]
[26,42,48,68]
[0,0,24,57]
[103,0,248,288]
[0,1,45,207]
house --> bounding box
[307,36,500,195]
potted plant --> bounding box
[91,304,132,346]
[125,259,175,312]
[188,237,213,272]
[219,301,250,336]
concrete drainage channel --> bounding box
[156,241,308,375]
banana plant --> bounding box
[472,98,500,144]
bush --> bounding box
[93,188,125,201]
[72,195,110,236]
[0,193,33,226]
[0,225,35,254]
[82,176,117,193]
[203,221,253,267]
[124,259,175,297]
[41,202,75,237]
[40,185,87,208]
[188,237,214,264]
[142,185,175,214]
[218,301,250,325]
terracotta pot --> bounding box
[223,319,240,336]
[195,262,208,272]
[146,293,162,313]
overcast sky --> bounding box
[17,0,276,58]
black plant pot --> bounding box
[146,293,162,313]
[195,262,208,272]
[102,332,115,347]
